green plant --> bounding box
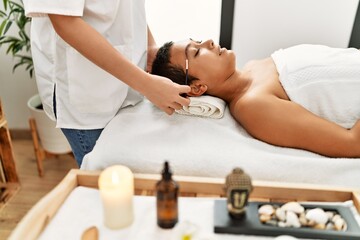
[0,0,33,77]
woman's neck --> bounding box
[212,69,252,103]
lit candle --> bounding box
[98,165,134,229]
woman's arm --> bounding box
[48,14,190,114]
[352,120,360,142]
[235,96,360,157]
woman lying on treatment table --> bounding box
[151,39,360,158]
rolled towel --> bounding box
[176,95,226,119]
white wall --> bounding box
[0,0,38,130]
[146,0,222,45]
[0,48,37,129]
[232,0,359,68]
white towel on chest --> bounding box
[271,44,360,129]
[176,95,226,119]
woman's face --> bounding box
[170,39,236,89]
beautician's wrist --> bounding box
[133,71,153,95]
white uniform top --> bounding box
[23,0,146,129]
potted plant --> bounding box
[0,0,71,155]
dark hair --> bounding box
[151,41,196,85]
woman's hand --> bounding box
[142,74,191,115]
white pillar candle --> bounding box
[98,165,134,229]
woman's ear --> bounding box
[187,82,208,97]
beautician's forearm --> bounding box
[48,15,150,93]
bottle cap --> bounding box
[162,161,172,180]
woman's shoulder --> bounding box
[230,92,271,124]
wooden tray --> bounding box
[9,169,360,240]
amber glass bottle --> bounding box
[156,161,179,228]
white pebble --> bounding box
[258,204,275,216]
[285,211,301,228]
[334,218,346,231]
[281,202,304,214]
[305,208,328,224]
[274,235,299,240]
[275,208,286,221]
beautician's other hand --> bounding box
[147,46,158,73]
[146,26,158,73]
[143,74,191,115]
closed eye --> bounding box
[194,48,200,57]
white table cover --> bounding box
[38,187,360,240]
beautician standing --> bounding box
[23,0,190,166]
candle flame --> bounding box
[111,171,120,185]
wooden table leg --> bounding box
[29,118,45,177]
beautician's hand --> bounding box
[146,26,158,73]
[144,74,191,115]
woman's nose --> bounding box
[203,39,214,49]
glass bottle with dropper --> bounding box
[156,161,179,228]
